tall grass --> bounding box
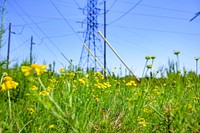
[0,57,199,132]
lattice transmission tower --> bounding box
[79,0,103,71]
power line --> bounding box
[190,11,200,22]
[118,0,195,14]
[110,10,190,21]
[107,0,143,25]
[99,0,118,13]
[13,0,72,64]
[10,39,30,53]
[37,33,74,45]
[13,0,60,51]
[48,0,83,42]
[114,25,200,36]
[107,0,118,13]
[8,1,43,41]
[72,0,81,9]
[8,0,67,63]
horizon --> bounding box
[0,0,200,77]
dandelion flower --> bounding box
[31,85,38,91]
[138,117,147,127]
[126,80,137,87]
[31,64,47,76]
[59,68,66,73]
[78,78,86,85]
[21,64,47,76]
[39,90,49,96]
[29,108,35,115]
[21,66,34,76]
[46,86,52,91]
[49,124,55,129]
[1,76,19,91]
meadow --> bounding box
[0,55,199,133]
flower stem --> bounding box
[37,77,66,119]
[142,60,148,78]
[8,90,12,129]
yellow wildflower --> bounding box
[1,76,19,91]
[39,90,49,96]
[29,108,35,115]
[21,64,47,76]
[94,72,104,79]
[78,78,86,85]
[46,86,52,91]
[126,80,137,87]
[21,66,33,76]
[138,117,146,127]
[59,68,66,73]
[67,72,75,79]
[31,85,38,91]
[94,83,106,89]
[153,89,160,95]
[49,124,55,129]
[103,82,111,88]
[50,78,57,83]
[95,97,100,102]
[31,64,47,75]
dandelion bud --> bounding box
[174,51,180,55]
[145,56,151,60]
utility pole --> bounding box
[104,0,107,77]
[6,23,11,69]
[30,36,35,64]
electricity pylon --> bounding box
[79,0,103,71]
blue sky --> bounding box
[1,0,200,77]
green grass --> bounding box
[0,59,199,133]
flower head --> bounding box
[145,56,151,60]
[138,117,146,127]
[78,78,86,85]
[21,64,47,76]
[151,56,156,59]
[39,90,49,96]
[1,76,19,91]
[21,66,34,76]
[147,64,152,69]
[67,72,75,79]
[126,80,137,87]
[31,64,47,75]
[49,124,55,129]
[59,68,66,73]
[29,108,35,115]
[195,57,199,61]
[174,51,180,55]
[31,85,38,91]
